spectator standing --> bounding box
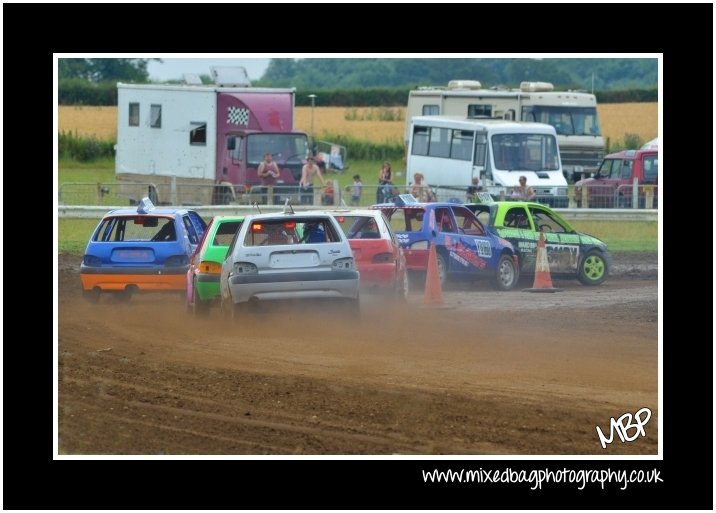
[350,174,363,205]
[511,175,537,201]
[299,155,326,205]
[377,161,393,202]
[466,176,483,202]
[257,152,280,204]
[409,172,435,202]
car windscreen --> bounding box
[93,216,175,242]
[243,217,341,246]
[333,215,381,240]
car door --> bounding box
[494,205,539,271]
[528,205,581,273]
[448,205,496,276]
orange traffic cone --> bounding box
[523,232,563,293]
[424,244,445,305]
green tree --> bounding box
[58,58,159,83]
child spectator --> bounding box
[322,181,335,206]
[351,174,363,205]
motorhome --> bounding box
[405,80,605,182]
[406,116,568,207]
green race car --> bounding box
[185,215,245,315]
[467,201,610,285]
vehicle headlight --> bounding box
[558,187,568,196]
[332,257,355,271]
[165,255,189,267]
[233,262,258,274]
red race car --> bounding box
[330,209,409,300]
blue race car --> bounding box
[80,198,207,302]
[373,195,519,290]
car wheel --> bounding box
[345,295,361,320]
[491,253,518,291]
[82,288,100,304]
[192,283,210,317]
[394,270,409,302]
[114,287,133,302]
[231,302,242,323]
[436,253,447,287]
[220,297,233,322]
[577,249,608,286]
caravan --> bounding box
[406,116,568,207]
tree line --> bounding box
[59,82,657,107]
[58,57,658,105]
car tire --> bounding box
[577,249,609,286]
[220,297,233,322]
[114,287,133,302]
[192,283,210,317]
[491,253,519,291]
[231,302,242,323]
[436,253,447,287]
[394,270,409,302]
[345,295,361,320]
[82,288,100,304]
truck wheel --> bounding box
[577,249,608,286]
[491,253,519,291]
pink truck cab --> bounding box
[214,90,309,204]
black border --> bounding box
[7,2,710,510]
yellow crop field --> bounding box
[295,107,405,144]
[597,102,657,143]
[58,103,658,145]
[59,106,117,139]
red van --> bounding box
[575,149,658,208]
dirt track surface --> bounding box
[58,252,658,455]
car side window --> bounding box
[187,211,207,240]
[609,160,623,179]
[435,207,455,233]
[529,208,568,233]
[451,206,485,235]
[504,207,531,229]
[620,160,633,180]
[213,221,243,246]
[183,215,199,244]
[643,156,658,182]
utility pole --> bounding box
[307,94,317,136]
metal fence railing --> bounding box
[59,181,658,210]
